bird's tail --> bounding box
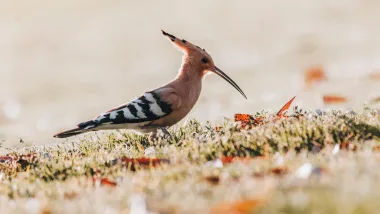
[54,127,91,138]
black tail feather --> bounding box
[54,127,90,138]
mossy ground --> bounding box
[1,107,380,214]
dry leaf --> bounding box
[276,96,296,117]
[211,199,262,214]
[0,156,14,164]
[339,142,358,151]
[323,95,348,104]
[204,176,220,185]
[116,157,169,171]
[221,156,236,164]
[64,191,79,200]
[221,156,252,164]
[234,113,254,129]
[221,156,266,165]
[214,126,223,132]
[369,72,380,80]
[254,116,264,125]
[270,166,288,176]
[369,96,380,104]
[234,114,263,129]
[305,66,327,88]
[210,178,274,214]
[0,153,38,169]
[234,96,295,131]
[221,156,251,165]
[372,144,380,152]
[92,177,117,187]
[253,171,265,178]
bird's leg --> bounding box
[146,126,172,142]
[158,127,172,138]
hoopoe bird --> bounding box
[54,30,247,138]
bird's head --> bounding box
[162,30,247,99]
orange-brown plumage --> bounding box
[54,30,247,138]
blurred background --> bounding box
[1,0,380,149]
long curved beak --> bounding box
[212,67,247,99]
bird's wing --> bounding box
[77,91,177,129]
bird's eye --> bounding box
[201,57,209,64]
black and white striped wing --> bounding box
[77,92,173,129]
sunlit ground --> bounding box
[1,1,380,149]
[1,110,380,213]
[1,2,380,213]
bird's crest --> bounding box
[161,30,207,54]
[161,29,247,99]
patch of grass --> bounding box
[1,108,380,213]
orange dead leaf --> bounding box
[64,191,79,200]
[234,114,263,129]
[0,153,38,169]
[276,96,296,117]
[254,116,264,124]
[220,156,251,165]
[214,126,223,132]
[252,171,265,178]
[270,166,288,176]
[211,199,262,214]
[204,175,220,185]
[211,178,274,214]
[234,114,253,128]
[339,142,357,151]
[234,114,252,122]
[305,66,327,88]
[117,157,169,171]
[369,96,380,104]
[221,156,266,165]
[92,177,117,187]
[221,156,236,164]
[121,157,167,166]
[0,156,14,164]
[369,72,380,80]
[322,95,348,104]
[372,144,380,152]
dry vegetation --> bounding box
[1,2,380,213]
[1,106,380,213]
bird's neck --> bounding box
[176,57,203,82]
[172,56,204,107]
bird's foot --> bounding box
[148,127,172,142]
[159,127,172,138]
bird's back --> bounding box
[79,91,174,131]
